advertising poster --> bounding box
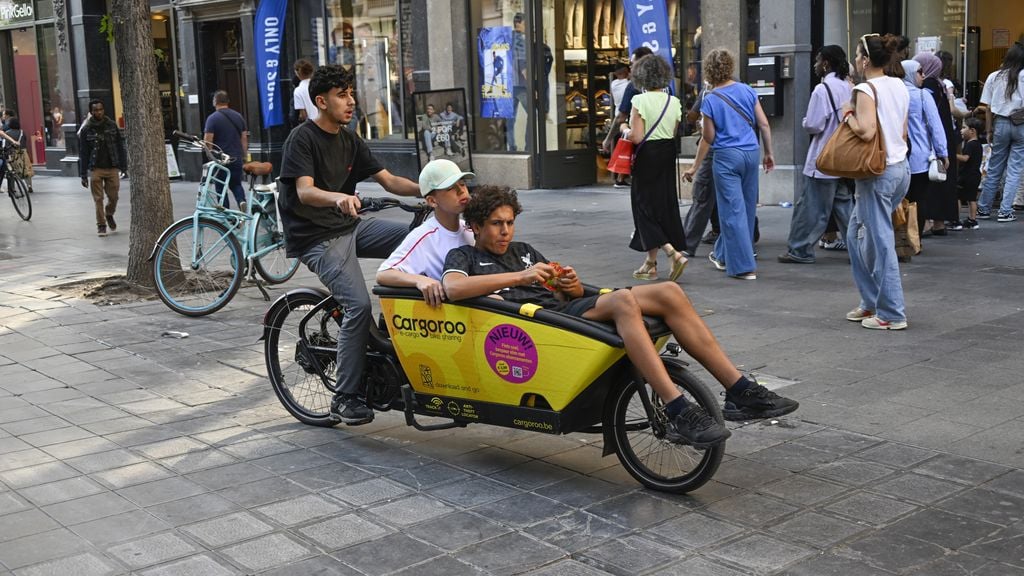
[478,26,514,119]
[255,0,288,128]
[413,89,472,173]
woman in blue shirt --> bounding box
[902,59,948,237]
[684,49,775,279]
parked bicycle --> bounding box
[1,144,31,221]
[262,199,724,494]
[150,131,298,316]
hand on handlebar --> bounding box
[415,276,446,308]
[336,194,362,216]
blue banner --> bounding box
[255,0,288,128]
[623,0,675,86]
[478,26,514,119]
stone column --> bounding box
[700,0,745,72]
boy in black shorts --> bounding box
[442,187,798,448]
[957,118,984,229]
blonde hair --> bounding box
[703,49,735,86]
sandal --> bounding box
[633,258,658,280]
[663,245,689,282]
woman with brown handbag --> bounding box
[842,34,911,330]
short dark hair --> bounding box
[308,65,354,101]
[2,109,15,118]
[294,58,314,78]
[463,185,522,228]
[964,117,984,133]
[6,117,19,130]
[213,90,230,105]
[513,12,524,24]
[631,46,653,61]
[88,99,103,112]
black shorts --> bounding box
[553,294,602,318]
[958,176,980,203]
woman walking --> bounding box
[684,48,774,279]
[843,34,911,330]
[915,52,959,234]
[625,54,688,281]
[902,59,948,237]
[976,42,1024,222]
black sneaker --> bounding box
[702,230,719,244]
[330,394,374,425]
[666,404,731,448]
[976,208,991,219]
[106,214,117,232]
[963,218,980,230]
[723,383,799,421]
[97,225,107,237]
[946,220,963,231]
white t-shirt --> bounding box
[855,76,909,166]
[611,78,629,112]
[378,216,474,279]
[293,78,319,121]
[980,69,1024,117]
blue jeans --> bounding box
[784,176,853,261]
[978,116,1024,215]
[218,162,246,208]
[712,147,759,276]
[847,160,910,323]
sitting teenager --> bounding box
[376,159,475,306]
[441,187,799,447]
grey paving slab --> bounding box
[216,475,310,508]
[936,487,1024,526]
[984,470,1024,499]
[651,556,749,576]
[254,494,345,526]
[219,532,316,572]
[326,477,412,507]
[181,511,274,548]
[91,462,174,489]
[106,532,197,570]
[260,555,360,576]
[647,512,746,550]
[144,492,241,527]
[425,477,523,508]
[845,531,949,573]
[0,528,93,570]
[869,471,967,504]
[116,476,206,507]
[157,448,238,474]
[12,552,121,576]
[40,491,137,525]
[585,492,691,530]
[337,533,443,576]
[0,509,61,542]
[0,448,55,473]
[0,490,32,516]
[781,552,897,576]
[703,491,800,527]
[824,490,919,526]
[297,513,391,550]
[0,461,78,489]
[19,476,106,506]
[454,532,566,576]
[578,534,683,575]
[389,554,488,576]
[70,509,172,548]
[769,510,870,549]
[469,493,573,529]
[183,462,275,491]
[709,533,815,574]
[0,416,70,437]
[17,427,93,448]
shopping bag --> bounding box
[606,138,634,176]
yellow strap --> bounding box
[599,288,613,294]
[518,303,542,317]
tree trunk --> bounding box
[111,0,174,287]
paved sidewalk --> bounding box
[0,176,1022,575]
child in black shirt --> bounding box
[957,118,984,229]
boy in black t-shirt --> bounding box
[442,187,799,448]
[279,65,421,425]
[957,118,983,230]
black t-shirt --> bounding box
[279,121,384,257]
[958,139,982,187]
[443,242,561,307]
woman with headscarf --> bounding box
[915,52,960,234]
[902,59,948,237]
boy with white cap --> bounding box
[377,159,476,306]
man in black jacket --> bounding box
[79,99,126,237]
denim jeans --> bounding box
[784,176,853,261]
[978,116,1024,215]
[847,160,910,322]
[712,147,759,276]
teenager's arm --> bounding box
[443,265,555,302]
[376,269,445,307]
[295,175,363,215]
[372,169,421,197]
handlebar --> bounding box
[173,130,232,165]
[357,197,431,215]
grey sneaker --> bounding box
[330,394,374,425]
[997,212,1017,222]
[666,404,731,448]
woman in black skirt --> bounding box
[624,54,688,281]
[915,52,960,234]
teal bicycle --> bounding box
[150,131,299,316]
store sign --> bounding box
[254,0,288,128]
[0,0,34,26]
[623,0,675,81]
[478,27,514,119]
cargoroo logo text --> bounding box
[392,314,467,338]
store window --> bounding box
[35,24,61,148]
[469,1,531,153]
[324,0,413,141]
[904,0,966,86]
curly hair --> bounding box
[703,49,735,86]
[309,65,354,101]
[463,185,521,228]
[631,55,673,91]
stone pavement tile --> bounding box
[338,532,443,575]
[759,474,850,506]
[219,532,316,573]
[61,407,134,426]
[254,494,344,527]
[769,510,870,549]
[984,470,1024,499]
[844,531,948,573]
[963,522,1024,567]
[824,491,918,526]
[500,434,589,460]
[20,476,106,506]
[134,437,210,460]
[0,461,78,489]
[79,415,151,436]
[912,453,1014,486]
[216,476,310,508]
[0,509,60,542]
[650,556,748,576]
[525,510,630,555]
[163,415,237,437]
[137,554,237,576]
[297,513,391,550]
[217,437,298,460]
[790,428,881,457]
[647,512,745,550]
[0,406,51,426]
[157,449,238,474]
[869,472,967,504]
[104,426,183,448]
[246,448,327,475]
[780,552,896,576]
[889,508,1003,550]
[0,416,70,437]
[190,426,268,447]
[181,511,273,548]
[0,490,32,516]
[703,492,800,527]
[20,387,87,406]
[406,511,512,552]
[44,397,109,417]
[709,533,815,574]
[487,460,579,491]
[117,476,207,507]
[534,476,632,510]
[118,399,192,418]
[185,462,275,491]
[454,532,566,576]
[947,421,1024,469]
[745,442,840,473]
[0,448,55,473]
[882,416,988,450]
[314,438,426,471]
[12,552,120,576]
[91,462,174,489]
[260,555,361,576]
[145,492,241,527]
[936,487,1024,527]
[585,492,689,530]
[75,380,144,398]
[539,445,617,476]
[855,442,936,469]
[580,534,685,575]
[106,532,197,570]
[0,528,93,570]
[274,426,344,449]
[41,491,137,525]
[448,446,533,476]
[426,477,522,509]
[388,462,469,491]
[367,494,457,527]
[470,493,572,529]
[65,449,147,474]
[327,477,411,507]
[40,437,120,460]
[906,554,1009,576]
[390,555,488,576]
[710,457,792,489]
[70,509,172,549]
[807,459,898,486]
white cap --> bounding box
[419,159,475,195]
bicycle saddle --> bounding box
[243,162,273,176]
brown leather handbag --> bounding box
[816,81,887,179]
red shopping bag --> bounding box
[606,138,634,176]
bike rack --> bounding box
[400,385,468,432]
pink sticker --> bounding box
[484,324,538,383]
